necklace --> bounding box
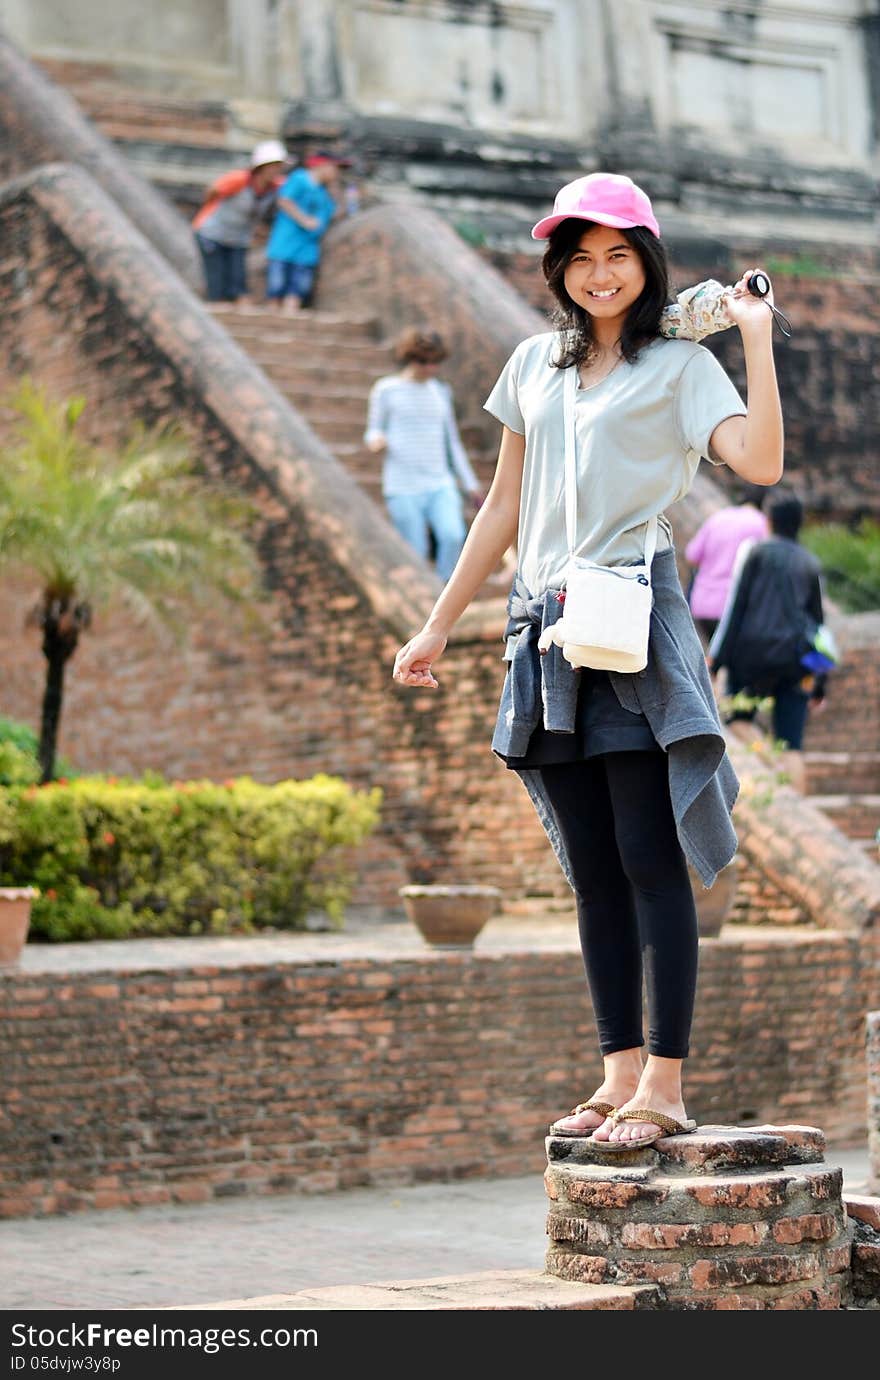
[577,350,623,392]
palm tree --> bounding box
[0,381,265,782]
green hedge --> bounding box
[0,775,381,941]
[0,716,74,785]
[802,520,880,613]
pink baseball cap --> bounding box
[531,172,660,241]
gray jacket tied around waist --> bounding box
[493,547,739,888]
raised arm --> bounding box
[706,269,784,485]
[392,425,525,687]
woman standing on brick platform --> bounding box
[392,173,783,1149]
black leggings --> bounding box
[534,751,698,1059]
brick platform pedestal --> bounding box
[545,1125,852,1309]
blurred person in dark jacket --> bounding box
[709,495,825,788]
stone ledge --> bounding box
[159,1269,661,1312]
[845,1195,880,1231]
[547,1124,825,1174]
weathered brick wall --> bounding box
[731,857,812,927]
[0,931,872,1219]
[800,617,880,755]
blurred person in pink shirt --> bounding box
[685,485,769,641]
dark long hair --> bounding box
[542,218,670,369]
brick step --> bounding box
[213,309,381,343]
[297,415,370,446]
[223,335,388,369]
[807,794,880,840]
[163,1269,661,1312]
[275,397,375,429]
[227,340,381,369]
[804,752,880,796]
[258,360,391,391]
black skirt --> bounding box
[499,657,660,770]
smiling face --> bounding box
[562,224,647,327]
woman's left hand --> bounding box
[724,268,775,336]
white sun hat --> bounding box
[250,139,289,170]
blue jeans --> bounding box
[196,235,247,301]
[385,487,467,581]
[266,259,315,302]
[728,673,810,750]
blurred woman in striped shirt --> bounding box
[365,329,483,581]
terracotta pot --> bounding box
[0,887,37,966]
[688,856,740,939]
[399,884,502,949]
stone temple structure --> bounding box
[2,0,878,247]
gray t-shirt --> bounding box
[199,183,276,248]
[484,332,746,596]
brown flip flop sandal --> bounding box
[592,1107,697,1151]
[549,1099,616,1137]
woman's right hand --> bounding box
[392,629,448,689]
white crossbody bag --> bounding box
[537,362,658,673]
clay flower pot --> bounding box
[399,884,502,949]
[688,856,740,939]
[0,887,38,966]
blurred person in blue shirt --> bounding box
[265,153,345,312]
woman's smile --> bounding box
[563,224,647,320]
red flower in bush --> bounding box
[46,888,58,901]
[103,831,116,846]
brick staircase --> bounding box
[804,751,880,856]
[210,304,509,596]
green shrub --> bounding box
[0,774,381,941]
[802,520,880,613]
[0,716,76,782]
[0,741,39,786]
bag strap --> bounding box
[563,362,658,569]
